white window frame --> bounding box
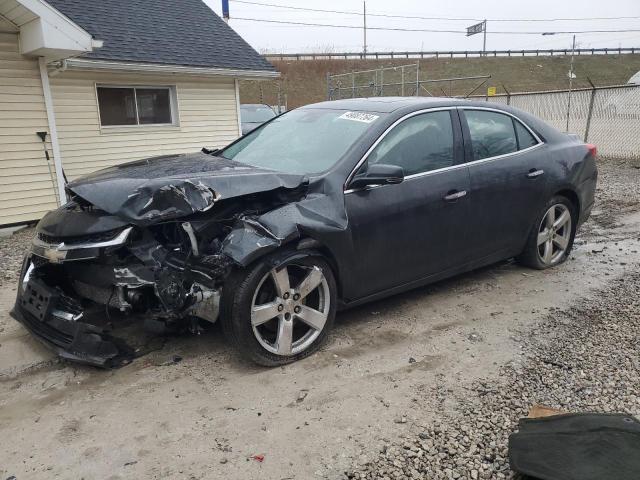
[95,84,179,128]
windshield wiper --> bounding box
[201,147,223,157]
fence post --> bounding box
[352,71,356,98]
[502,84,511,105]
[326,72,331,100]
[584,78,597,142]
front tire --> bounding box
[518,195,576,270]
[221,251,337,366]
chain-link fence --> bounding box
[484,84,640,159]
[328,64,422,99]
[328,64,491,101]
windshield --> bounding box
[222,108,382,175]
[241,105,276,123]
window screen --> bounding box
[465,110,517,160]
[514,120,538,150]
[97,86,174,126]
[367,111,455,176]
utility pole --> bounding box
[483,20,487,55]
[566,34,576,132]
[363,1,367,57]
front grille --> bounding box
[37,229,123,246]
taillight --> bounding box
[586,143,597,157]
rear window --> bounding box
[514,121,538,149]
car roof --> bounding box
[302,97,478,113]
[628,71,640,84]
[301,96,565,144]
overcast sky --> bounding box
[203,0,640,53]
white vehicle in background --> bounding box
[604,71,640,117]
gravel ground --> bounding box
[347,271,640,479]
[0,226,33,288]
[347,158,640,479]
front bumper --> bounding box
[10,256,134,368]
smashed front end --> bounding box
[11,200,237,367]
[10,152,346,367]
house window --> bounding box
[97,86,176,126]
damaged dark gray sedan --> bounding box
[11,98,598,367]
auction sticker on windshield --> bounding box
[339,112,380,123]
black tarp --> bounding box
[509,413,640,480]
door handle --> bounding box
[527,169,545,179]
[443,190,467,202]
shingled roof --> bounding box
[46,0,275,72]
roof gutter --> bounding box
[63,58,280,79]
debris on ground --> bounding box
[296,390,309,403]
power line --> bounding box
[230,0,475,20]
[229,0,640,23]
[233,17,464,32]
[231,17,640,35]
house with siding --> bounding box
[0,0,277,226]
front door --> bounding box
[344,109,471,300]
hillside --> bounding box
[239,54,640,109]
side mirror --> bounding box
[349,163,405,190]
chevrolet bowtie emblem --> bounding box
[43,247,67,263]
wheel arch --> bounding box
[554,188,581,217]
[234,236,344,301]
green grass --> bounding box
[240,54,640,109]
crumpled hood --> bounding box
[67,152,308,225]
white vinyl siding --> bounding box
[50,71,241,181]
[0,32,59,225]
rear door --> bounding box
[344,109,471,299]
[460,108,548,261]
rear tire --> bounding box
[518,195,576,270]
[220,251,337,366]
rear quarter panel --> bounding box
[542,138,597,226]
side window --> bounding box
[514,120,538,150]
[366,111,455,176]
[465,110,517,160]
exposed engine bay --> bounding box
[11,151,346,367]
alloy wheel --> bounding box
[536,203,572,266]
[250,264,330,356]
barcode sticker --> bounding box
[339,111,380,123]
